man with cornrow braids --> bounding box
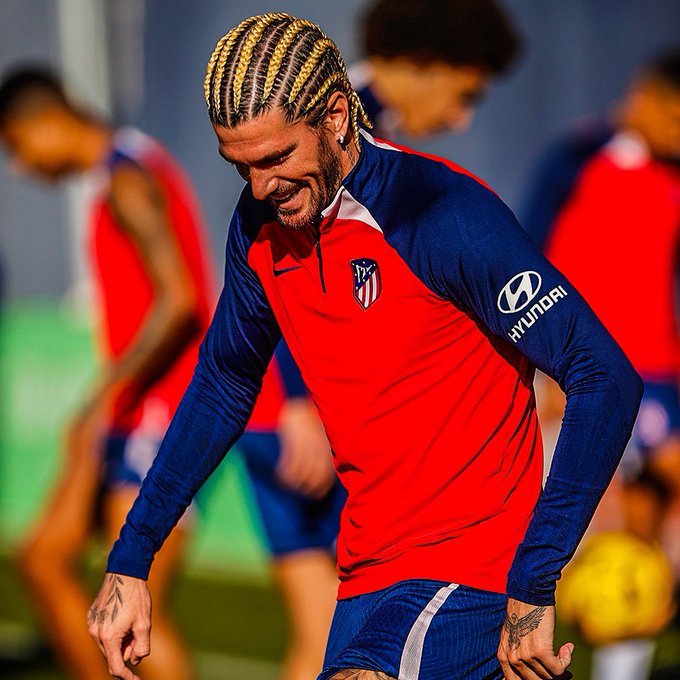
[205,15,349,680]
[90,13,641,680]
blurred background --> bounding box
[1,1,680,679]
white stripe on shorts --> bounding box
[398,583,459,680]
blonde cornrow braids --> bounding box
[287,38,334,104]
[327,37,373,138]
[262,18,316,102]
[204,13,373,147]
[205,15,258,121]
[231,13,288,113]
[349,89,373,149]
[303,74,373,149]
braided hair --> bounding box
[204,13,371,146]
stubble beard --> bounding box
[273,132,343,230]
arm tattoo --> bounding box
[89,574,125,625]
[504,606,546,650]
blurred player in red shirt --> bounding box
[524,49,680,509]
[0,67,215,680]
[522,49,680,680]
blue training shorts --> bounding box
[238,430,346,556]
[632,381,680,452]
[103,429,161,487]
[620,380,680,479]
[319,579,507,680]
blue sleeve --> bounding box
[106,206,281,579]
[274,341,307,399]
[415,179,642,605]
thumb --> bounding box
[557,641,574,667]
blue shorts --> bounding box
[238,431,345,556]
[632,381,680,451]
[320,580,507,680]
[103,429,162,487]
[621,380,680,478]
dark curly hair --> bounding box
[644,47,680,90]
[362,0,522,76]
[0,66,71,128]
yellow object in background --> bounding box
[558,530,676,647]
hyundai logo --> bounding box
[497,271,542,314]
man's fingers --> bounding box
[553,643,574,679]
[102,634,139,680]
[87,618,107,657]
[128,624,151,666]
[499,643,574,680]
[502,653,550,680]
[500,655,573,680]
[498,655,521,680]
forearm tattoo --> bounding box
[89,574,125,625]
[504,606,546,650]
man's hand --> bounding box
[497,598,574,679]
[276,398,336,498]
[88,573,152,680]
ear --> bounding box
[324,91,350,141]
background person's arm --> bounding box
[67,162,201,467]
[93,162,201,410]
[274,341,336,498]
[88,199,281,678]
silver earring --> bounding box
[338,134,345,145]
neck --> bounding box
[68,118,112,171]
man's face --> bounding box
[393,62,489,136]
[0,112,75,181]
[214,109,344,230]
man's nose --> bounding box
[249,168,277,201]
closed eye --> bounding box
[219,143,297,180]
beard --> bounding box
[271,132,343,230]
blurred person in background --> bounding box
[0,66,216,680]
[522,48,680,679]
[351,0,521,139]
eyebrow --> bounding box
[220,142,297,167]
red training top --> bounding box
[546,132,680,379]
[89,128,215,431]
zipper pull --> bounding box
[314,233,327,295]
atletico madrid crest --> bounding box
[351,258,381,310]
